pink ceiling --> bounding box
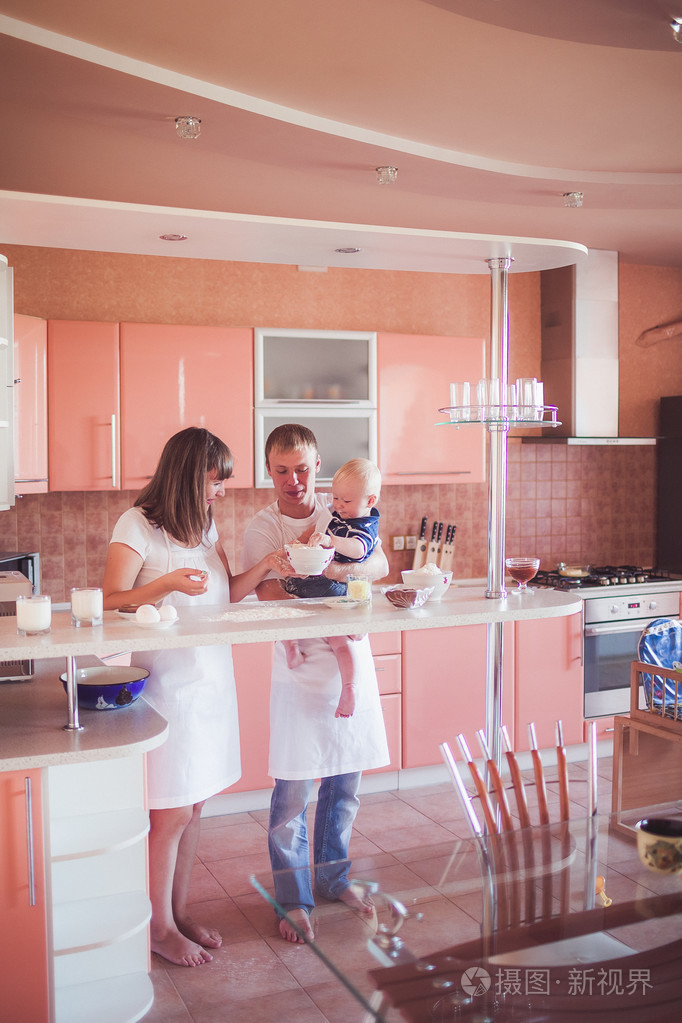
[0,0,680,268]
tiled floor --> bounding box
[143,758,617,1023]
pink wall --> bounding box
[0,245,670,598]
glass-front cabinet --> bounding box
[254,328,377,486]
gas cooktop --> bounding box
[534,566,675,591]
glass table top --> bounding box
[251,805,682,1022]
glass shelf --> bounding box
[437,404,561,428]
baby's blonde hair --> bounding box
[333,458,381,500]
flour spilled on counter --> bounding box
[209,607,315,622]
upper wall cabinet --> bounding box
[48,320,121,491]
[14,314,48,494]
[377,333,486,484]
[47,321,254,492]
[254,328,377,486]
[120,324,253,490]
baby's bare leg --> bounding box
[283,639,306,669]
[329,634,365,717]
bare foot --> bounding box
[284,641,306,669]
[335,682,357,718]
[176,913,223,949]
[338,884,375,917]
[279,908,314,944]
[151,928,213,966]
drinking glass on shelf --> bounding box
[516,377,538,421]
[504,382,518,419]
[505,557,540,592]
[449,381,471,421]
[477,377,500,421]
[533,380,545,421]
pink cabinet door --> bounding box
[377,332,486,484]
[13,315,48,494]
[514,612,584,750]
[402,623,515,768]
[0,769,49,1022]
[120,324,253,490]
[230,643,274,794]
[48,320,120,490]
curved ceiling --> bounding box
[0,0,680,269]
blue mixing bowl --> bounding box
[60,665,150,710]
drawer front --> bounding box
[366,694,401,774]
[373,653,401,695]
[369,631,401,656]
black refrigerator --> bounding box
[657,396,682,572]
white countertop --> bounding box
[0,658,169,771]
[0,586,582,661]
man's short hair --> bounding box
[265,424,319,466]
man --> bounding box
[242,424,390,942]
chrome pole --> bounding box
[485,256,513,770]
[63,654,83,731]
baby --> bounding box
[282,458,381,718]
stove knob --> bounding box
[610,605,620,615]
[649,600,657,612]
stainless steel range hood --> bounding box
[537,248,654,445]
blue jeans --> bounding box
[268,772,361,915]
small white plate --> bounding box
[116,610,138,619]
[323,597,366,610]
[134,618,178,630]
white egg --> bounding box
[158,605,178,621]
[135,604,161,624]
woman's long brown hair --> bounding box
[135,428,233,547]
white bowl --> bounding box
[402,569,453,602]
[285,544,335,575]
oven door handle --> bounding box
[584,621,651,637]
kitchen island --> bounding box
[0,587,581,1023]
[0,585,581,664]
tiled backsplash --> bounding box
[0,441,656,601]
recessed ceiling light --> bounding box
[671,18,682,43]
[376,166,398,185]
[335,247,361,254]
[562,192,584,208]
[175,116,202,139]
[159,233,188,241]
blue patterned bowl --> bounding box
[60,665,150,710]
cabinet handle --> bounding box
[111,413,117,488]
[394,470,471,476]
[24,777,36,907]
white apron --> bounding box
[269,635,390,780]
[132,531,241,809]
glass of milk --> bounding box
[16,595,52,635]
[70,587,104,627]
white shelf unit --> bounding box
[46,756,153,1023]
[254,327,378,486]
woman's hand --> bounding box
[166,568,210,596]
[267,549,296,577]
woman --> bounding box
[103,427,288,967]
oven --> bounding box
[534,566,682,720]
[583,589,680,718]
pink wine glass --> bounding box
[506,557,540,592]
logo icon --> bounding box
[461,966,492,997]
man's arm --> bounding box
[324,540,388,583]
